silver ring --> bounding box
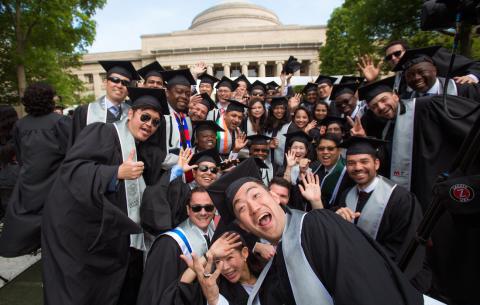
[203,272,212,278]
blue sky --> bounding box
[87,0,345,53]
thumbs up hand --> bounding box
[118,149,145,180]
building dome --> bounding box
[190,0,281,30]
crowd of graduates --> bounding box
[0,39,479,305]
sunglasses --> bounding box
[190,204,215,213]
[317,146,337,152]
[140,113,161,127]
[107,76,130,87]
[384,50,403,61]
[196,165,218,174]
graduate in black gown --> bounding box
[41,87,168,305]
[357,76,480,209]
[207,158,429,305]
[0,82,70,257]
[136,187,217,305]
[334,137,425,285]
[69,61,140,147]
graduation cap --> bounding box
[246,134,272,146]
[198,73,220,86]
[358,76,396,104]
[161,69,196,86]
[339,136,387,156]
[315,75,337,86]
[302,82,318,94]
[270,96,288,108]
[234,74,252,90]
[197,93,217,111]
[330,82,361,100]
[251,80,267,93]
[189,148,222,166]
[127,87,169,114]
[283,56,301,74]
[393,46,441,72]
[216,76,239,91]
[284,130,313,147]
[207,157,264,224]
[226,99,250,113]
[137,61,165,80]
[339,76,365,85]
[321,115,347,127]
[99,60,140,81]
[193,120,224,133]
[266,81,280,91]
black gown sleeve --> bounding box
[68,104,87,149]
[137,236,204,305]
[300,209,423,305]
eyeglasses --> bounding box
[384,50,403,61]
[317,146,337,152]
[107,76,130,87]
[196,165,218,174]
[140,113,161,127]
[190,204,215,213]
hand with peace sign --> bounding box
[118,149,144,180]
[347,116,367,137]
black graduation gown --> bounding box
[136,236,204,305]
[0,113,70,257]
[140,168,189,235]
[380,95,480,210]
[218,278,250,305]
[41,123,147,305]
[258,209,423,305]
[337,185,425,275]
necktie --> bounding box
[357,191,371,210]
[220,108,225,116]
[204,234,211,248]
[109,105,120,118]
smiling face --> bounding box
[233,181,286,243]
[216,247,250,284]
[317,83,332,99]
[289,141,308,159]
[272,104,286,120]
[405,62,437,93]
[192,160,219,188]
[369,92,399,120]
[314,103,328,121]
[293,109,309,129]
[127,108,160,142]
[167,84,191,113]
[189,103,209,121]
[217,86,233,103]
[326,122,343,138]
[105,72,130,103]
[335,93,357,116]
[144,76,164,89]
[187,191,215,231]
[196,129,217,151]
[305,90,318,104]
[224,110,244,130]
[250,101,265,119]
[249,143,269,160]
[316,138,340,168]
[199,83,213,95]
[346,153,379,188]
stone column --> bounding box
[207,64,214,75]
[309,60,319,76]
[275,60,284,76]
[258,61,267,77]
[93,73,103,99]
[240,62,249,76]
[222,63,231,78]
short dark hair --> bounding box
[269,177,291,194]
[22,82,55,116]
[383,40,409,52]
[188,186,209,205]
[317,133,342,147]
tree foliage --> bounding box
[319,0,480,75]
[0,0,106,105]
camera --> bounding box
[421,0,480,31]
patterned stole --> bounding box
[216,118,234,155]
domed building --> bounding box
[75,0,326,98]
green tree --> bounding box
[320,0,480,75]
[0,0,106,105]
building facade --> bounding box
[73,1,327,98]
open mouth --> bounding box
[258,212,272,227]
[140,126,151,137]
